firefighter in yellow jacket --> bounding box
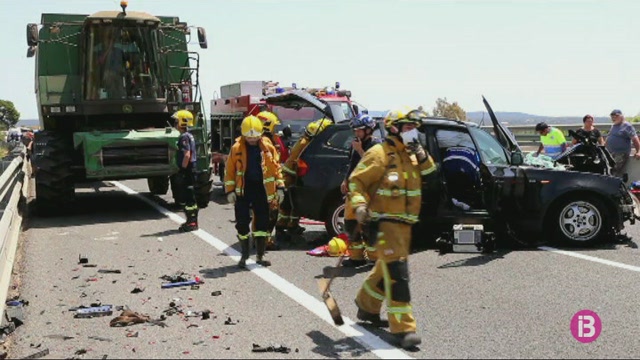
[274,118,333,247]
[349,108,437,349]
[224,115,285,268]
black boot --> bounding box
[274,228,289,245]
[255,237,271,267]
[179,207,198,232]
[238,235,250,269]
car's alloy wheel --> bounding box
[556,199,604,244]
[325,202,345,237]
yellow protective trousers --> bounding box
[344,219,377,261]
[355,221,416,334]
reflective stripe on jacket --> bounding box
[224,137,284,202]
[348,137,437,225]
[281,135,311,187]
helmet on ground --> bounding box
[241,115,263,139]
[305,118,334,137]
[257,111,281,133]
[171,110,194,128]
[383,108,425,130]
[535,122,549,132]
[349,114,376,130]
[327,237,347,256]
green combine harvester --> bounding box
[26,1,212,214]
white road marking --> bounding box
[539,246,640,272]
[112,182,412,360]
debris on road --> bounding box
[97,270,122,274]
[21,348,50,359]
[211,291,222,296]
[224,317,237,325]
[82,264,97,268]
[88,336,112,342]
[109,310,150,327]
[44,335,74,340]
[74,305,118,319]
[78,255,88,264]
[252,343,292,354]
[130,287,145,294]
[126,331,138,338]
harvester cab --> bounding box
[26,1,213,213]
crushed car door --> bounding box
[262,90,334,120]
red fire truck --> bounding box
[210,81,360,180]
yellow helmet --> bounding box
[256,111,281,133]
[241,115,263,139]
[383,108,425,130]
[305,118,333,137]
[171,109,194,128]
[327,237,347,257]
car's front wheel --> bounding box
[549,195,610,246]
[324,199,345,238]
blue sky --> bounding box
[2,0,639,120]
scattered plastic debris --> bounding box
[224,317,237,325]
[130,287,144,294]
[252,343,292,353]
[98,269,121,274]
[126,331,139,338]
[82,264,97,268]
[88,336,112,342]
[78,255,88,264]
[44,335,74,341]
[211,291,222,297]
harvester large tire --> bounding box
[147,176,170,195]
[32,131,74,216]
[195,171,212,209]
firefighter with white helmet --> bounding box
[348,108,437,349]
[224,115,285,268]
[172,109,199,232]
[274,118,334,247]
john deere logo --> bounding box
[122,104,133,113]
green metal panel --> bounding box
[73,128,180,179]
[157,16,190,84]
[37,14,86,106]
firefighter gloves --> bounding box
[277,188,285,204]
[406,141,428,163]
[355,206,369,224]
[227,192,237,204]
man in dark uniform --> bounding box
[173,110,199,232]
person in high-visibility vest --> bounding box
[535,122,567,159]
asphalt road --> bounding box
[6,177,640,359]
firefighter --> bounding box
[224,115,285,268]
[341,114,382,267]
[172,110,199,232]
[257,111,289,163]
[274,118,334,246]
[254,110,289,250]
[349,108,437,349]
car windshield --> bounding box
[469,127,510,166]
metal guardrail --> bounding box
[481,123,640,146]
[0,146,28,324]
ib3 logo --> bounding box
[570,310,601,343]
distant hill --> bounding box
[16,119,39,127]
[466,111,610,126]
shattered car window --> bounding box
[469,127,509,166]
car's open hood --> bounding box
[262,90,333,120]
[482,96,521,153]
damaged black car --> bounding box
[266,93,640,249]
